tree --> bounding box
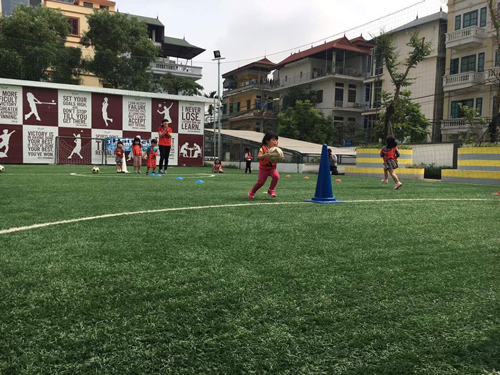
[49,47,82,85]
[457,104,490,145]
[278,100,336,144]
[80,10,159,91]
[157,73,203,96]
[281,87,317,111]
[376,90,430,143]
[0,5,73,82]
[374,31,432,137]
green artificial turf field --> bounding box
[1,165,499,374]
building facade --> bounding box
[272,37,372,144]
[0,0,40,16]
[221,58,278,132]
[363,12,448,142]
[442,0,496,141]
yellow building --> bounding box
[442,0,496,141]
[221,58,278,132]
[43,0,116,87]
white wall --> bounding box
[411,143,456,166]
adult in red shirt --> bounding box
[158,119,172,174]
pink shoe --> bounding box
[267,189,277,198]
[381,179,388,185]
[394,182,403,190]
[248,190,255,199]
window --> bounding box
[348,84,356,103]
[460,55,476,73]
[478,52,485,72]
[374,50,383,75]
[246,99,251,110]
[463,10,478,28]
[450,58,459,75]
[348,118,356,124]
[222,104,227,115]
[83,2,93,7]
[480,7,487,27]
[231,102,240,113]
[285,76,288,82]
[476,98,483,115]
[316,90,323,104]
[451,99,474,118]
[335,86,344,105]
[300,71,303,78]
[67,18,79,36]
[455,15,462,30]
[364,83,371,103]
[496,51,500,67]
[374,81,382,108]
[100,5,109,10]
[335,82,344,87]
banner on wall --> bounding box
[123,96,152,132]
[23,125,58,163]
[105,137,152,153]
[0,85,23,125]
[179,102,204,135]
[58,90,91,129]
[91,129,122,165]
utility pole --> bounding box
[213,51,225,160]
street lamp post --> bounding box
[213,51,225,160]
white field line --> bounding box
[69,173,216,179]
[0,198,497,236]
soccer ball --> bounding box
[92,166,100,174]
[0,165,4,173]
[268,147,284,163]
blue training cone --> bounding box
[176,177,183,180]
[304,144,343,204]
[196,179,204,184]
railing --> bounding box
[333,101,369,109]
[445,26,486,44]
[224,82,273,94]
[443,71,484,87]
[441,117,491,128]
[485,67,500,81]
[273,65,364,89]
[150,60,203,76]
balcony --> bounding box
[150,59,203,80]
[443,71,484,92]
[445,26,486,50]
[485,67,500,84]
[224,81,273,96]
[273,65,364,90]
[333,101,369,112]
[441,117,491,134]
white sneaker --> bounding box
[381,179,388,185]
[394,182,403,190]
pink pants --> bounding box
[251,168,280,194]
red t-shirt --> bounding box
[158,126,172,146]
[115,148,124,159]
[259,145,276,170]
[132,144,142,156]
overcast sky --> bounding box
[117,0,448,93]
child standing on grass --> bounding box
[381,135,402,190]
[248,131,280,199]
[244,147,253,174]
[132,137,143,174]
[145,139,158,175]
[115,141,124,174]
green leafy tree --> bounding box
[374,31,432,137]
[80,10,159,91]
[458,104,490,145]
[157,73,203,96]
[281,87,317,110]
[376,90,429,143]
[49,47,82,85]
[278,100,335,144]
[0,5,72,82]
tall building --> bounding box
[442,0,494,141]
[221,58,278,131]
[363,11,448,142]
[272,36,372,144]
